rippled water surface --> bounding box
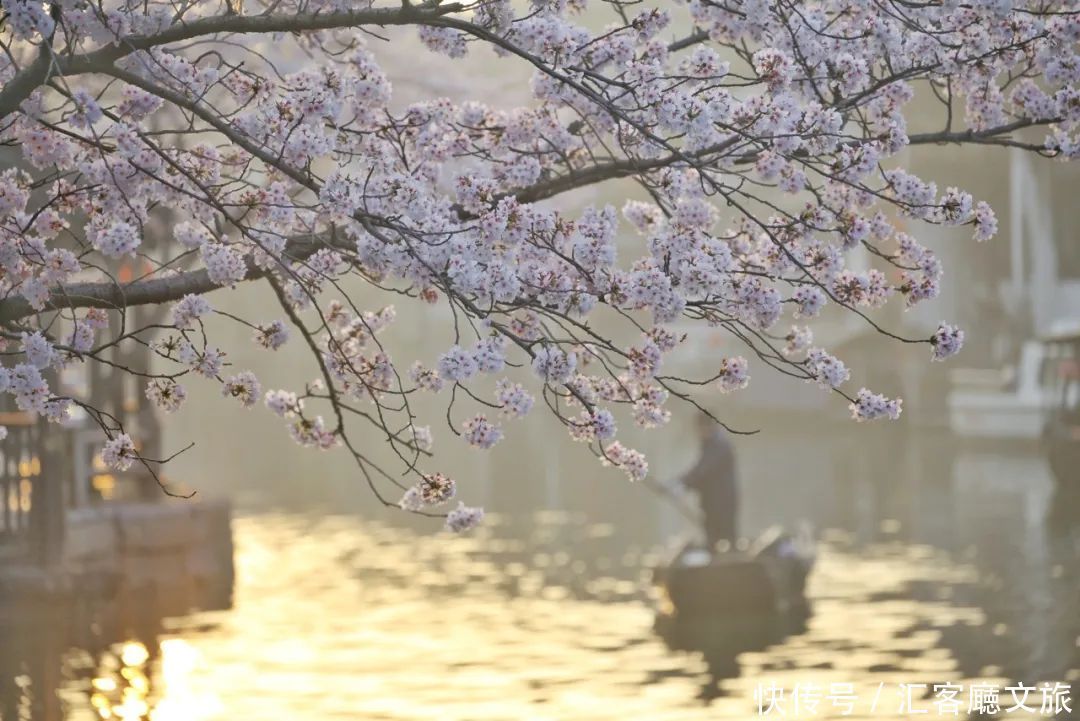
[57,503,1079,721]
[5,434,1080,720]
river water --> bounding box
[4,434,1080,720]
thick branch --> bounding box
[0,45,54,121]
[515,137,742,204]
[907,117,1057,149]
[0,3,465,120]
[0,234,326,323]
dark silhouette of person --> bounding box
[682,414,738,552]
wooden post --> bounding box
[133,303,165,501]
[27,611,65,721]
[31,419,68,567]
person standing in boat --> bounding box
[681,413,739,553]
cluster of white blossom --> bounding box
[849,389,904,423]
[222,371,261,408]
[462,415,503,450]
[102,433,137,472]
[146,379,187,413]
[399,472,457,512]
[444,503,485,533]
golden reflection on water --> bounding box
[88,640,221,721]
[89,642,150,720]
[71,515,1063,720]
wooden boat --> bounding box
[652,527,814,653]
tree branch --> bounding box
[0,3,466,120]
[0,233,327,323]
[907,117,1058,150]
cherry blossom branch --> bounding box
[1,3,467,120]
[0,0,1071,527]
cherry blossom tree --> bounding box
[1,0,1077,530]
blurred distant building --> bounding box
[946,149,1080,443]
[1002,149,1080,340]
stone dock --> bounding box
[0,412,235,721]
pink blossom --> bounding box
[222,371,261,408]
[806,348,850,388]
[93,221,141,258]
[437,346,478,384]
[265,390,301,417]
[463,415,503,449]
[146,379,187,413]
[495,379,535,418]
[254,320,289,350]
[410,362,446,393]
[602,441,649,482]
[716,357,750,393]
[931,323,965,361]
[445,502,485,533]
[102,434,137,471]
[532,345,577,385]
[21,331,55,370]
[568,409,617,442]
[173,294,211,330]
[849,388,903,422]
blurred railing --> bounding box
[0,407,168,566]
[0,406,118,564]
[0,410,42,554]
